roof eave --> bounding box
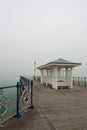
[37,63,81,70]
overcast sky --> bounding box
[0,0,87,77]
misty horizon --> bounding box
[0,0,87,77]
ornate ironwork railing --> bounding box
[0,76,34,126]
[73,77,87,86]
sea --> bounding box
[0,76,19,101]
[0,75,33,100]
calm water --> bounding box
[0,76,19,100]
[0,76,19,87]
[0,75,33,100]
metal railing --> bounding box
[0,76,34,126]
[73,77,87,86]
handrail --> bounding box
[0,85,16,89]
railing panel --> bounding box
[0,76,34,126]
[73,77,87,86]
[0,86,16,125]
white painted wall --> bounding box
[40,67,73,89]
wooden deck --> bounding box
[1,81,87,130]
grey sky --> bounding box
[0,0,87,77]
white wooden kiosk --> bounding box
[37,58,81,89]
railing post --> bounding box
[84,77,86,87]
[28,79,30,89]
[78,77,80,86]
[14,82,21,118]
[73,77,74,86]
[29,80,34,109]
[28,79,30,108]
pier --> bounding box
[1,80,87,130]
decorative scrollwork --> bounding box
[0,96,8,117]
[21,89,29,105]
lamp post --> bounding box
[34,60,36,80]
